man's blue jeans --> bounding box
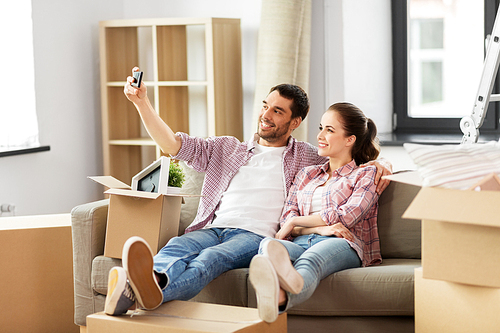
[153,227,264,303]
[259,235,361,310]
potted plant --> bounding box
[167,160,185,194]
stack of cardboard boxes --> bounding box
[395,173,500,332]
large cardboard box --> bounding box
[387,171,500,288]
[90,176,188,259]
[415,267,500,333]
[403,183,500,288]
[0,214,79,332]
[86,300,286,332]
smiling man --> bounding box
[103,68,391,316]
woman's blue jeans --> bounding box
[153,227,263,303]
[259,235,361,310]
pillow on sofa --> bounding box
[404,141,500,189]
[178,161,205,234]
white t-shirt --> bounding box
[310,186,323,215]
[208,143,286,238]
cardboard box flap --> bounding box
[403,186,500,228]
[469,173,500,191]
[383,171,423,187]
[88,176,131,189]
[105,188,161,199]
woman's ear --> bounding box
[346,135,356,147]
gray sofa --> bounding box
[71,165,421,332]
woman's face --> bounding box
[317,110,355,158]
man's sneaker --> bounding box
[249,255,279,323]
[122,236,163,310]
[261,239,303,294]
[105,266,136,316]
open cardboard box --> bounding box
[86,300,286,333]
[89,175,184,258]
[90,157,202,258]
[385,171,500,288]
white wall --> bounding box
[0,0,124,216]
[323,0,393,134]
[0,0,409,217]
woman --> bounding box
[249,102,382,323]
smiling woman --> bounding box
[0,0,40,150]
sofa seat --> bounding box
[91,256,419,317]
[284,258,419,316]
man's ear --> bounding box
[291,117,302,130]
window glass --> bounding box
[408,0,484,118]
[0,0,39,148]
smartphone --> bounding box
[131,71,143,88]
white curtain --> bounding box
[0,0,39,148]
[252,0,312,142]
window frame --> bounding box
[392,0,500,135]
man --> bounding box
[104,67,392,316]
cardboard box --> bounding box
[469,172,500,191]
[87,300,286,332]
[415,267,500,333]
[390,172,500,288]
[90,176,189,259]
[0,214,79,332]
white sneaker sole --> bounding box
[262,240,304,294]
[249,255,279,323]
[122,236,163,310]
[105,267,127,315]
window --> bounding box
[0,0,39,149]
[409,18,445,114]
[392,0,500,134]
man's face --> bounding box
[257,90,300,147]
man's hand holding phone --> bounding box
[124,67,147,103]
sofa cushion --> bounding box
[189,269,250,307]
[377,179,421,259]
[92,256,250,307]
[268,259,420,317]
[178,161,205,234]
[92,256,122,295]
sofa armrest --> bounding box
[71,199,109,326]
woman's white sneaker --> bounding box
[249,255,279,323]
[261,239,304,294]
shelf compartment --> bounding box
[158,86,190,134]
[156,25,188,82]
[108,145,143,183]
[106,87,142,141]
[104,27,139,82]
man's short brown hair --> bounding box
[269,84,310,121]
